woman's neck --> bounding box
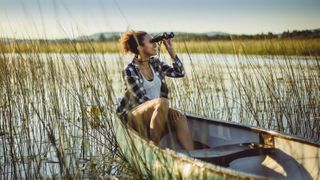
[135,55,150,67]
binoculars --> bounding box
[150,32,175,43]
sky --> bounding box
[0,0,319,39]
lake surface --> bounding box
[1,53,319,178]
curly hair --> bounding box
[119,30,147,55]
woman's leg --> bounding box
[167,108,194,150]
[127,97,169,144]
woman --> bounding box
[116,30,194,150]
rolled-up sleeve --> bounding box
[160,55,185,77]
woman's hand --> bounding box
[163,38,177,60]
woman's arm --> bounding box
[123,66,151,104]
[160,55,185,77]
[160,38,185,77]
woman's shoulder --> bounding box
[150,56,161,64]
[123,62,141,78]
[150,57,163,70]
[120,65,133,78]
[124,63,133,71]
[123,56,161,74]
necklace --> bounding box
[136,62,152,79]
[136,59,149,63]
[134,55,150,63]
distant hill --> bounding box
[77,32,122,41]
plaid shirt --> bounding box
[116,55,185,121]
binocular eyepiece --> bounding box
[150,32,174,43]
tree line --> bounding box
[96,29,320,41]
[1,29,319,43]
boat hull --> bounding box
[112,110,320,179]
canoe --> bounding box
[112,108,320,179]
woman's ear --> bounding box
[137,45,143,53]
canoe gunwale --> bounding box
[114,108,319,179]
[120,118,267,179]
[183,110,320,148]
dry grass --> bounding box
[0,39,319,178]
[1,38,320,56]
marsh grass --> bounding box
[0,45,139,178]
[1,38,320,56]
[0,38,319,179]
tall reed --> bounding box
[0,37,319,179]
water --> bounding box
[0,53,319,178]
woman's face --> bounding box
[140,34,157,57]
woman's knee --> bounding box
[170,109,187,125]
[154,98,169,113]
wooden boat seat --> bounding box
[178,143,276,167]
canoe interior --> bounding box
[158,113,320,179]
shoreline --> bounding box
[1,39,320,56]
